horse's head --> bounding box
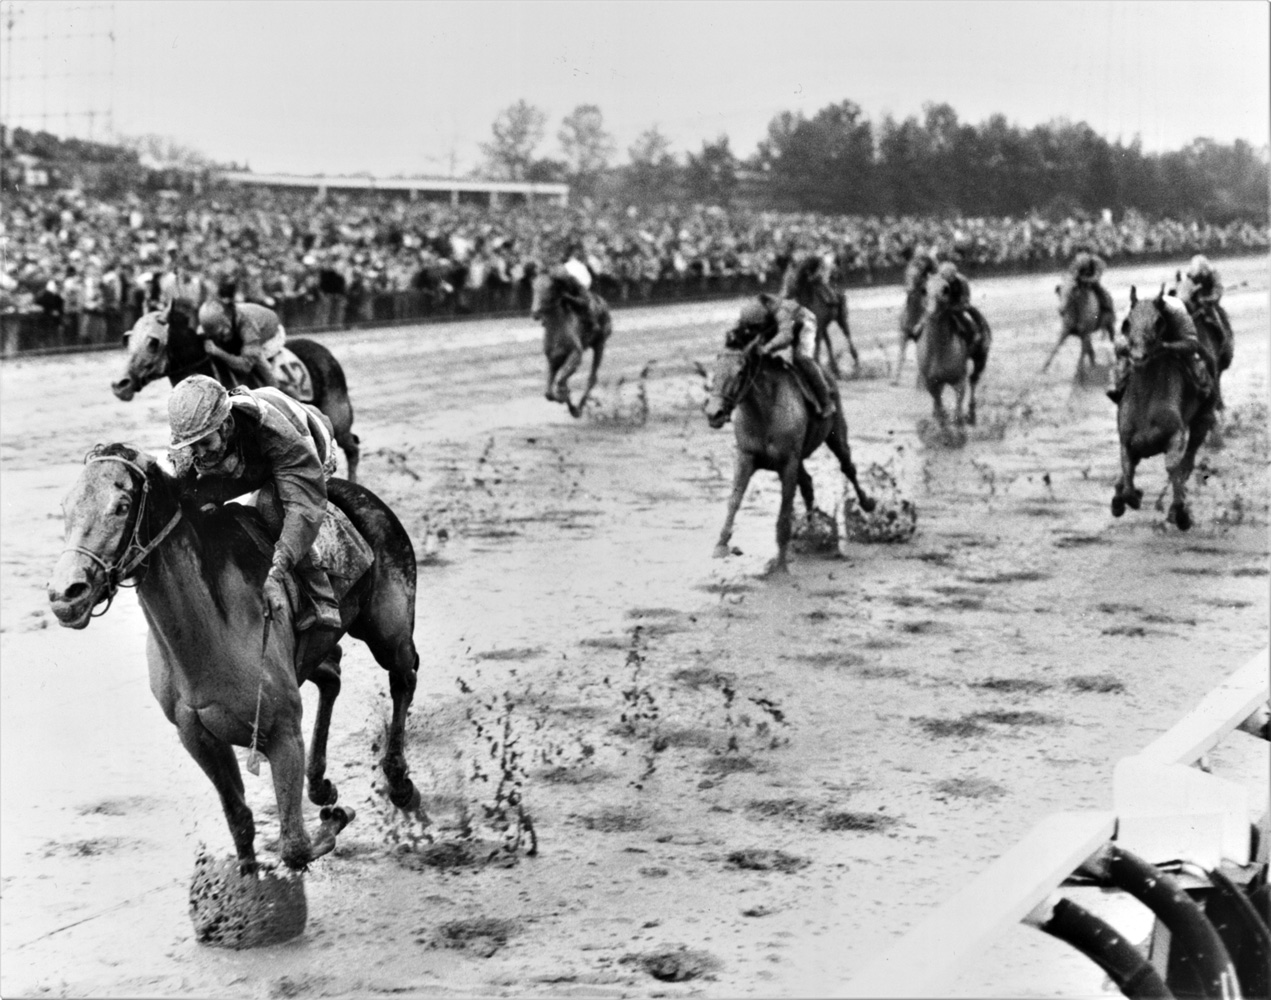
[47,444,161,628]
[112,306,173,400]
[703,348,752,429]
[529,273,559,322]
[1121,284,1174,366]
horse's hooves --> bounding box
[1111,496,1126,518]
[762,558,790,577]
[1127,490,1143,511]
[859,497,877,514]
[712,544,730,559]
[1173,507,1193,531]
[389,781,420,812]
[309,778,338,807]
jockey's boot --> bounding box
[1094,283,1116,321]
[954,309,980,350]
[294,556,343,631]
[795,356,835,418]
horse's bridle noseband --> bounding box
[713,347,762,417]
[63,454,184,617]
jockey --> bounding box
[1069,248,1116,320]
[904,247,940,295]
[168,375,341,632]
[1106,294,1217,406]
[1178,254,1234,349]
[726,293,835,419]
[551,244,604,338]
[930,262,990,351]
[783,252,836,306]
[197,299,286,389]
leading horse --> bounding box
[1042,275,1115,375]
[530,273,612,418]
[112,303,361,482]
[915,273,991,428]
[704,346,875,574]
[48,443,423,870]
[1111,288,1218,531]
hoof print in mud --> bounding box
[621,945,721,982]
[423,916,519,958]
[724,848,809,873]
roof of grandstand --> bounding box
[218,171,569,202]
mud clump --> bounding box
[424,916,519,957]
[188,850,307,950]
[622,945,721,982]
[576,807,647,833]
[821,811,897,832]
[791,507,839,555]
[915,716,988,738]
[971,677,1053,694]
[395,838,513,871]
[1067,674,1126,694]
[702,755,757,776]
[844,464,918,544]
[725,848,809,873]
[934,777,1007,800]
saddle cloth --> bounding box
[767,354,828,415]
[269,346,315,403]
[277,500,375,620]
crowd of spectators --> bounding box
[3,181,1267,337]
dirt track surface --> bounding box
[2,256,1268,999]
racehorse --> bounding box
[530,273,612,418]
[1172,273,1234,380]
[111,303,362,483]
[915,272,991,428]
[704,346,875,575]
[781,263,860,378]
[1111,287,1217,531]
[47,443,422,870]
[1042,275,1115,374]
[893,283,927,385]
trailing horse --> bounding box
[47,444,422,870]
[781,264,860,378]
[1111,287,1218,531]
[915,274,991,428]
[112,303,361,482]
[1042,275,1115,374]
[703,346,875,574]
[530,273,612,418]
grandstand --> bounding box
[219,171,569,207]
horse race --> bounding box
[2,4,1268,998]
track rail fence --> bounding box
[844,647,1271,998]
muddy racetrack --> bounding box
[2,256,1268,998]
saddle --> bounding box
[763,353,831,416]
[269,347,315,403]
[276,501,375,626]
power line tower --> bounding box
[1,1,116,140]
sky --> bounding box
[1,0,1268,178]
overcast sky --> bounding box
[2,0,1267,177]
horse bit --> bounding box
[62,454,184,617]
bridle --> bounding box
[63,454,184,617]
[713,345,762,417]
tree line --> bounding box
[481,99,1269,224]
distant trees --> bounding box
[477,97,1268,223]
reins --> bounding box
[64,455,184,616]
[716,345,764,416]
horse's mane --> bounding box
[92,443,274,618]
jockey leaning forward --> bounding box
[725,293,836,420]
[196,298,286,389]
[167,375,342,633]
[550,243,606,340]
[929,262,991,353]
[1106,293,1217,407]
[1069,247,1117,321]
[782,251,837,307]
[1177,254,1234,354]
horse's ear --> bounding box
[156,301,171,326]
[84,444,108,463]
[1154,284,1167,309]
[1129,285,1137,307]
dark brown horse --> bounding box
[531,274,612,418]
[112,303,361,482]
[48,444,423,870]
[1111,288,1217,530]
[704,347,875,574]
[781,264,860,378]
[915,273,991,428]
[1042,275,1115,374]
[893,284,927,385]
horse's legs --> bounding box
[892,330,909,386]
[818,321,842,381]
[551,336,585,411]
[1112,439,1143,517]
[573,339,606,417]
[1041,331,1067,373]
[824,399,876,512]
[796,464,815,514]
[305,646,342,807]
[267,719,320,870]
[1165,420,1210,531]
[1081,335,1096,371]
[714,451,756,559]
[837,296,859,370]
[323,395,360,484]
[767,457,801,575]
[174,703,257,869]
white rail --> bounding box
[844,647,1269,999]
